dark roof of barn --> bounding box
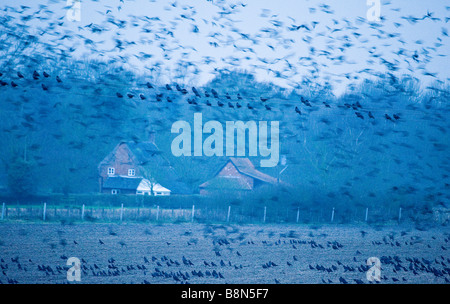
[102,176,143,190]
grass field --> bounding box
[0,223,448,284]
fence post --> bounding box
[191,205,195,222]
[365,208,369,222]
[43,202,47,221]
[296,208,300,223]
[81,204,85,221]
[120,203,124,222]
[156,206,160,221]
[263,206,267,223]
[331,208,335,222]
[398,207,402,223]
[1,203,5,220]
[227,206,231,223]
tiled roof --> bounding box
[199,158,280,191]
[229,158,278,184]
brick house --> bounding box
[199,158,280,196]
[98,141,190,195]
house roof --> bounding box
[102,176,143,190]
[98,141,167,168]
[153,183,171,193]
[227,158,279,184]
[199,158,280,190]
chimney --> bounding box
[149,130,156,144]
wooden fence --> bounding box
[0,202,430,224]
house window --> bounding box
[108,167,115,175]
[128,169,135,177]
[111,189,118,195]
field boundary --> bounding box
[0,202,447,225]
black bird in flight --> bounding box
[192,87,201,97]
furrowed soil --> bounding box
[0,223,448,284]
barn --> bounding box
[98,140,190,195]
[199,158,280,196]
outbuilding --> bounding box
[102,176,171,196]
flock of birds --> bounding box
[2,1,449,81]
[1,0,449,96]
[0,0,448,227]
[0,67,408,123]
[0,0,449,288]
[0,0,448,124]
[0,224,449,284]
